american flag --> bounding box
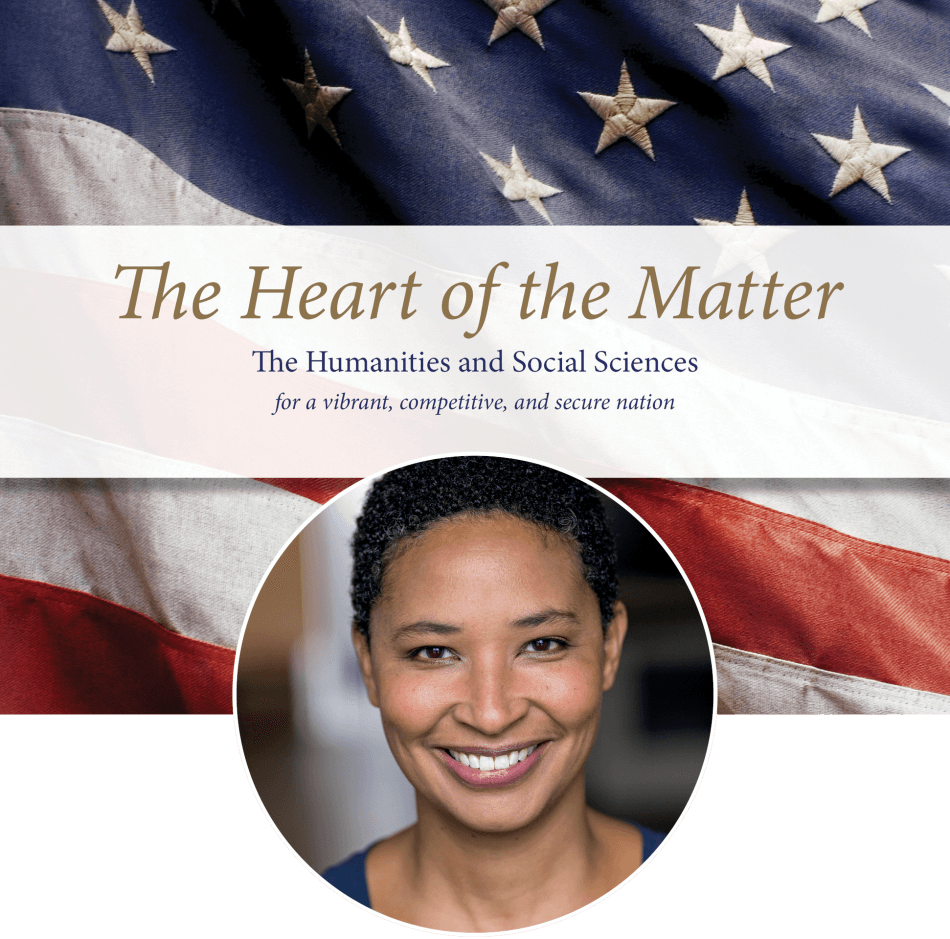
[1,1,949,718]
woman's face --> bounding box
[354,512,626,834]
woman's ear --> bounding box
[352,625,380,708]
[601,601,628,692]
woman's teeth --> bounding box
[447,745,537,771]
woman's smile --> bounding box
[354,511,627,834]
[438,741,546,788]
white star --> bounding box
[368,17,450,92]
[481,146,561,223]
[481,0,559,49]
[814,0,879,37]
[578,61,676,158]
[695,190,790,279]
[922,83,950,125]
[696,5,790,92]
[812,106,910,202]
[283,50,352,146]
[97,0,174,84]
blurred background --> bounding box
[237,479,714,874]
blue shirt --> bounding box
[322,823,666,908]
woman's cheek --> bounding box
[379,669,456,733]
[534,662,602,726]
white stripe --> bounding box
[715,645,950,715]
[0,109,270,225]
[0,479,315,647]
[676,479,950,561]
[0,415,240,478]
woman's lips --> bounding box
[438,743,546,788]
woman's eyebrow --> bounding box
[391,610,577,641]
[391,621,462,642]
[511,609,578,629]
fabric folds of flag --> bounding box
[2,0,949,224]
[2,3,946,719]
[598,478,950,715]
[0,478,343,714]
[4,476,946,715]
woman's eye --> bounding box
[414,646,451,660]
[526,638,564,654]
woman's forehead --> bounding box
[373,513,595,625]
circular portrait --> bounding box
[237,456,714,931]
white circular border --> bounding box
[231,450,719,936]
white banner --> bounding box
[1,226,949,475]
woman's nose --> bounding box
[452,657,529,736]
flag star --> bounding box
[814,0,879,37]
[283,50,352,146]
[922,83,950,125]
[695,190,789,279]
[368,17,450,92]
[578,61,676,158]
[696,5,790,92]
[481,146,561,223]
[812,106,909,202]
[96,0,174,84]
[481,0,559,49]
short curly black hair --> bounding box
[351,456,617,639]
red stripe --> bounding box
[0,574,234,714]
[256,478,359,503]
[598,479,950,696]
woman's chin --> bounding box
[425,770,581,837]
[438,797,549,835]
